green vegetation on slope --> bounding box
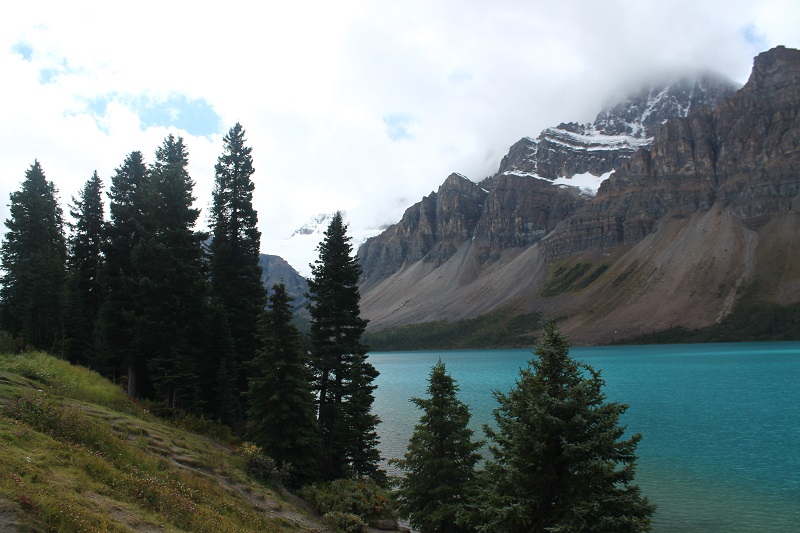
[364,309,543,351]
[540,262,609,297]
[0,351,322,532]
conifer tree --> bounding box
[393,360,483,533]
[64,171,104,364]
[307,211,383,481]
[209,123,266,418]
[0,161,67,352]
[247,283,320,487]
[478,320,655,533]
[99,151,148,392]
[132,135,207,408]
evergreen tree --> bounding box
[98,151,148,392]
[64,171,105,364]
[307,211,383,481]
[393,360,483,533]
[132,135,207,408]
[208,123,266,419]
[478,320,655,533]
[247,283,320,487]
[0,161,67,352]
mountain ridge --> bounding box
[357,46,800,344]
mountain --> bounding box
[259,253,309,314]
[357,47,799,344]
[263,212,381,279]
[498,72,737,181]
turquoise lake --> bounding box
[369,342,800,532]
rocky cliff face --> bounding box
[358,47,800,343]
[544,46,800,258]
[358,173,488,286]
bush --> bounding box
[300,478,396,523]
[168,412,237,445]
[236,442,290,486]
[323,511,368,533]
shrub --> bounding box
[300,478,396,523]
[236,442,290,486]
[323,511,368,533]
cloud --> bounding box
[0,0,798,272]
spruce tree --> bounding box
[132,135,207,408]
[0,161,67,352]
[393,360,483,533]
[307,211,383,481]
[209,123,266,419]
[64,171,105,364]
[247,283,320,487]
[99,151,148,392]
[479,320,655,533]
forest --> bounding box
[0,124,654,532]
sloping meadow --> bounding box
[0,351,323,532]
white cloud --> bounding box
[0,0,797,268]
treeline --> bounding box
[364,309,543,351]
[0,125,381,487]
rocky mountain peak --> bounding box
[743,45,800,98]
[593,72,739,139]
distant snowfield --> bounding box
[504,170,613,195]
[262,213,381,278]
[552,171,613,195]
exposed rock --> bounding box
[358,174,487,286]
[472,173,585,261]
[259,254,309,315]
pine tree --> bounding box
[98,151,148,392]
[307,211,383,481]
[64,171,105,364]
[393,360,483,533]
[209,123,266,419]
[247,283,320,487]
[132,135,207,408]
[0,161,67,352]
[478,320,655,533]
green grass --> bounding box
[364,308,542,351]
[540,262,608,297]
[0,351,321,532]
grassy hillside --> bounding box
[0,351,325,532]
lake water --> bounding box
[369,342,800,532]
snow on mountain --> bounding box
[498,73,739,185]
[262,212,382,278]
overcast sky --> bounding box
[0,0,797,254]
